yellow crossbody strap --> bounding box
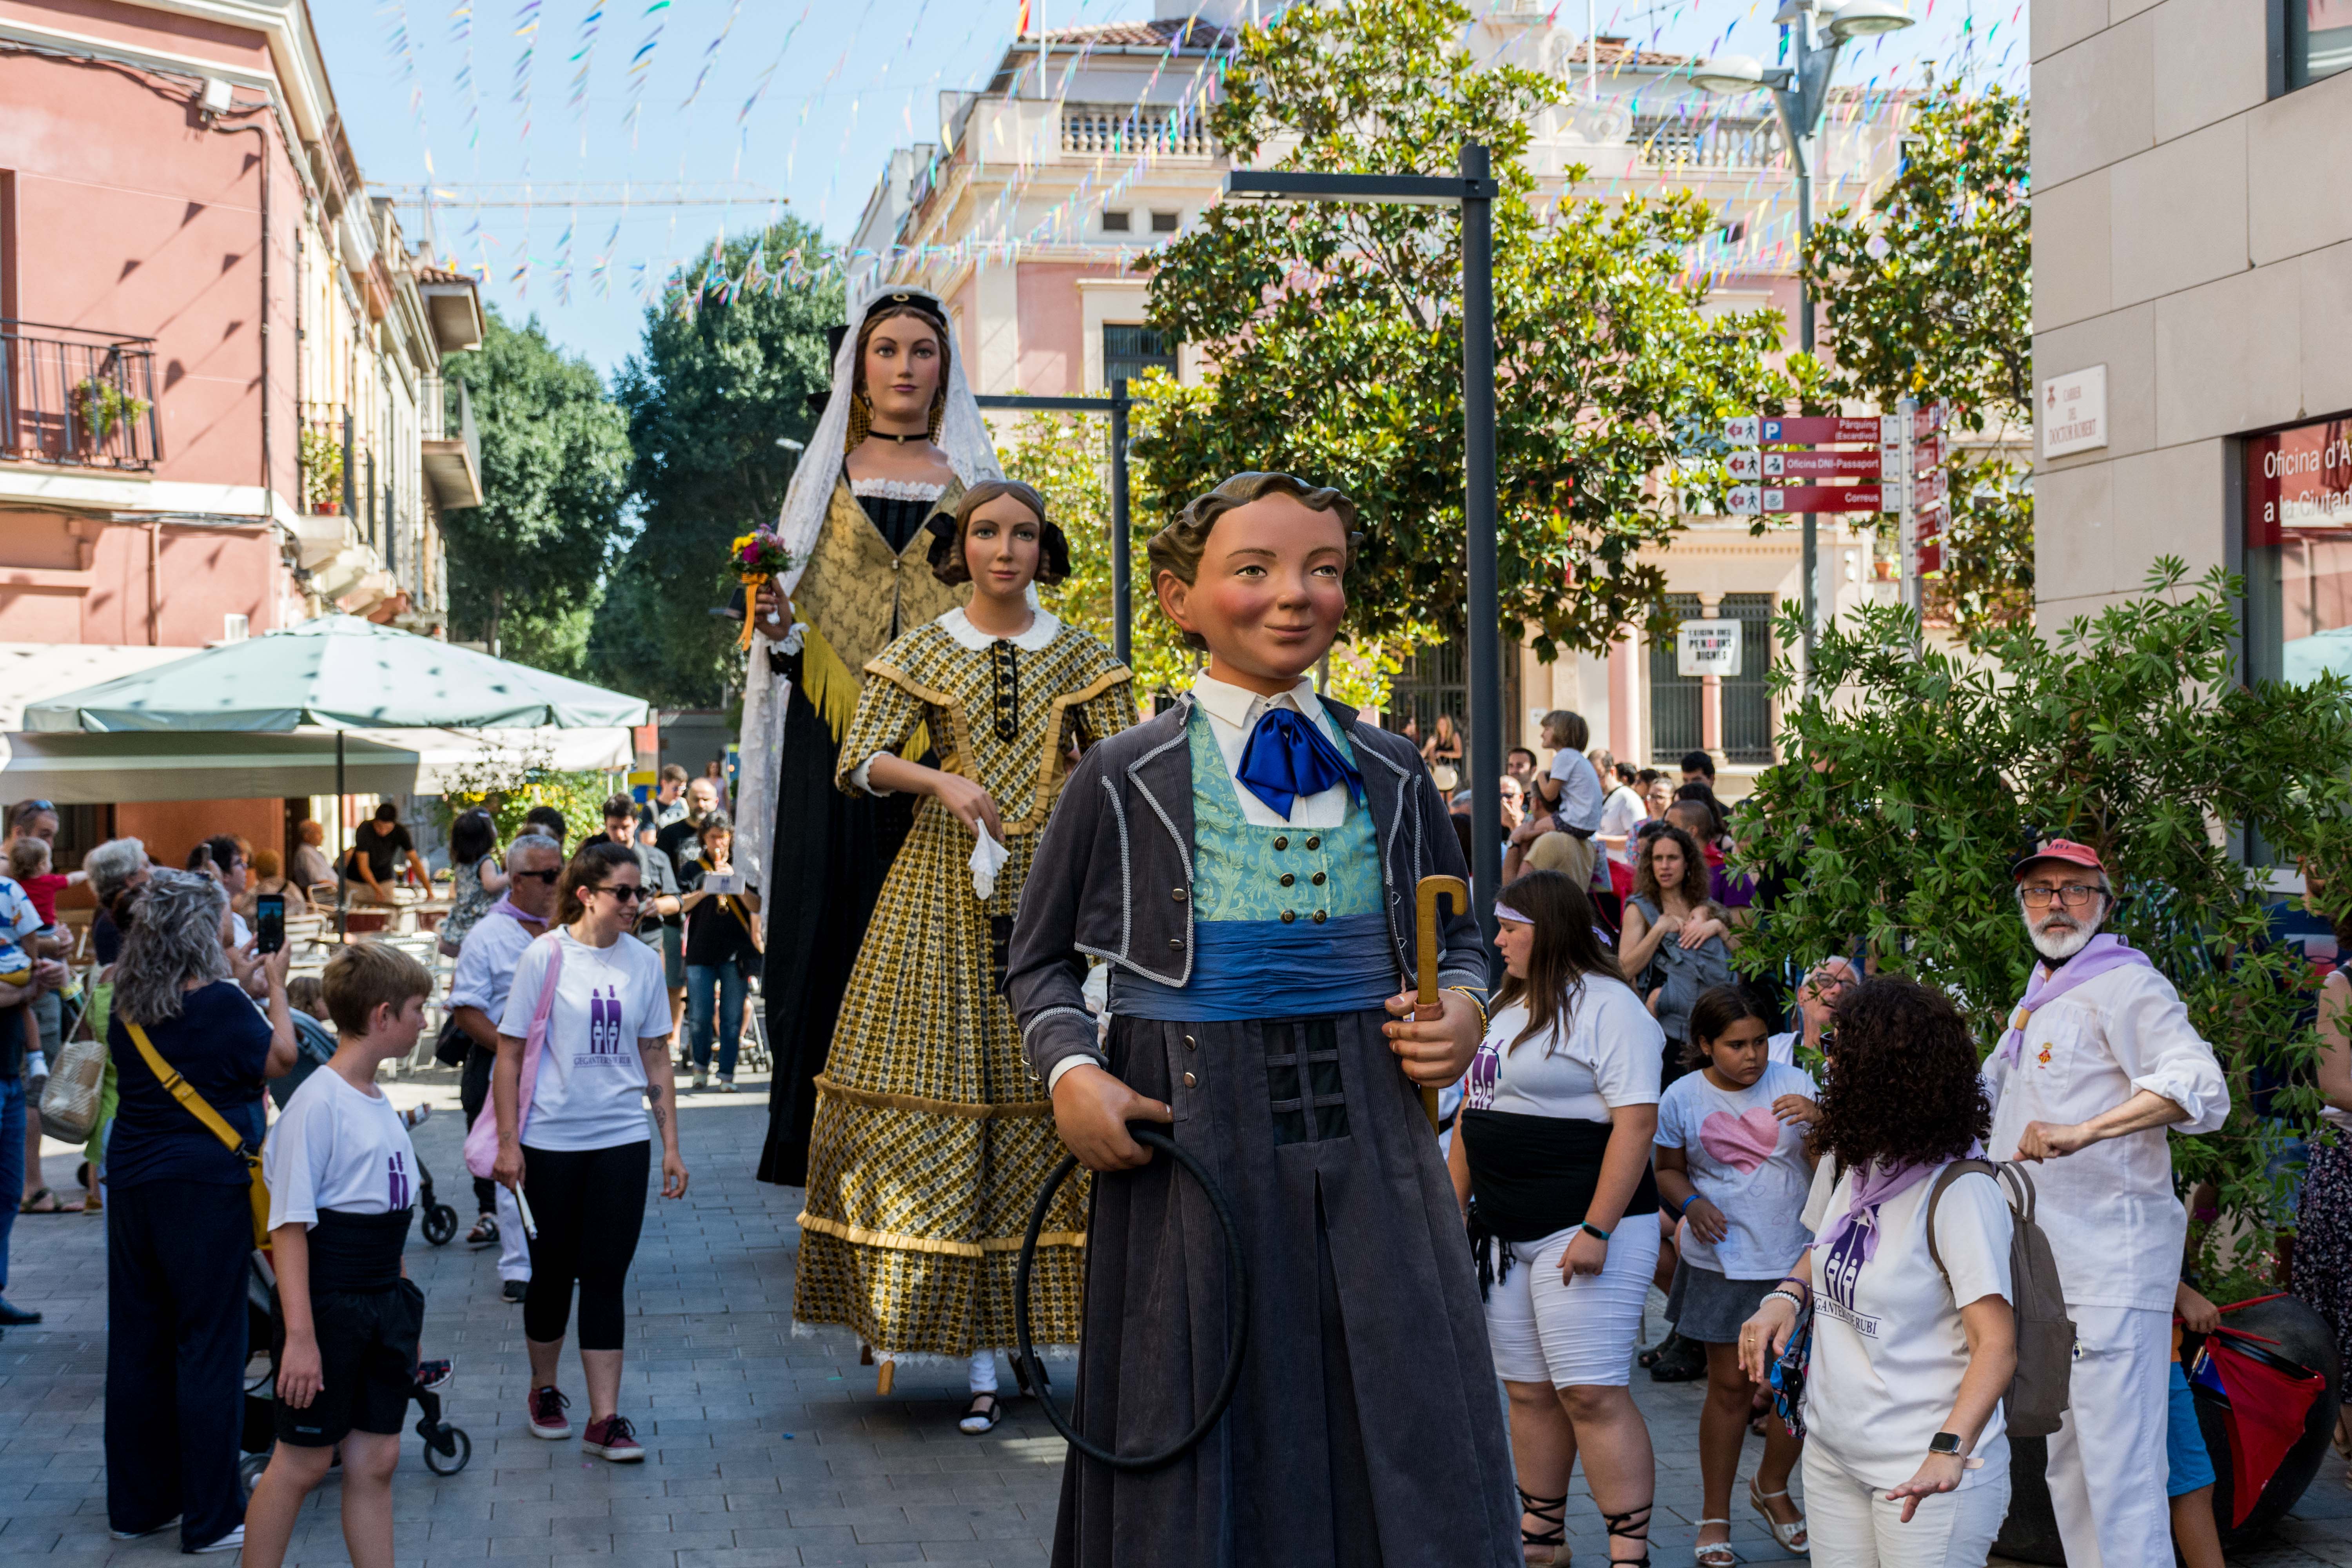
[124,1018,273,1252]
[124,1019,248,1152]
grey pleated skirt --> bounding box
[1666,1258,1780,1345]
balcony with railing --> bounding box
[0,320,163,470]
[1061,102,1215,160]
[1632,114,1785,170]
[421,376,483,510]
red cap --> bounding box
[2011,838,2105,879]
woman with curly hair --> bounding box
[1739,975,2018,1568]
[1619,823,1733,1087]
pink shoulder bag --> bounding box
[463,933,564,1180]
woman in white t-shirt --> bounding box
[1740,976,2016,1568]
[1447,870,1662,1567]
[1654,985,1818,1564]
[492,839,688,1466]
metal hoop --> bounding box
[1013,1125,1251,1472]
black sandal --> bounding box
[957,1392,1004,1434]
[1517,1486,1568,1566]
[1602,1503,1651,1567]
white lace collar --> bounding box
[850,475,949,502]
[940,606,1060,652]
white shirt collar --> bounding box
[1190,668,1328,731]
[939,605,1060,652]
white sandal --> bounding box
[1693,1519,1735,1566]
[1749,1478,1808,1553]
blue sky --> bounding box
[312,1,2024,379]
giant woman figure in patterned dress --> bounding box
[739,288,1003,1189]
[793,479,1134,1429]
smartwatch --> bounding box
[1928,1432,1965,1457]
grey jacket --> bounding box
[1008,690,1490,1086]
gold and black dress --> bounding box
[755,472,967,1188]
[793,608,1135,1358]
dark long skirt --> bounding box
[754,673,915,1188]
[1053,1009,1519,1568]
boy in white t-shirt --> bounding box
[243,942,436,1568]
[1653,986,1818,1563]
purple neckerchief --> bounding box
[1814,1142,1986,1266]
[490,896,549,933]
[1993,933,2155,1067]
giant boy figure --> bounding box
[1009,472,1518,1566]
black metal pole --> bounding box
[1461,143,1501,949]
[334,728,347,939]
[1109,377,1132,666]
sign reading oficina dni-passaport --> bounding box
[1726,484,1891,514]
[1677,619,1742,678]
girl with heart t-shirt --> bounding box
[1654,985,1819,1566]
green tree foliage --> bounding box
[1737,563,2352,1288]
[432,744,615,851]
[599,219,845,708]
[1131,0,1788,661]
[1805,83,2033,642]
[440,310,631,670]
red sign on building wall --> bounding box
[2245,416,2352,546]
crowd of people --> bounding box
[9,275,2336,1568]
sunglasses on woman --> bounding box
[594,883,646,903]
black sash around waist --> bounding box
[1460,1107,1659,1244]
[307,1207,414,1294]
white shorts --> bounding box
[1485,1217,1662,1388]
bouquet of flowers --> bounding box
[730,526,798,650]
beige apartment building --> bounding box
[849,0,1913,780]
[2032,0,2352,699]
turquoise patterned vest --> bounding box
[1187,706,1383,924]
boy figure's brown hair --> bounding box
[321,943,434,1037]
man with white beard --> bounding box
[1986,839,2227,1568]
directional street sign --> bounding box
[1917,539,1944,574]
[1728,484,1889,514]
[1914,469,1949,505]
[1724,449,1898,481]
[1725,415,1883,446]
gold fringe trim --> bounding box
[797,622,863,746]
[814,1071,1054,1120]
[796,1209,1086,1258]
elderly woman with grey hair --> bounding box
[102,868,294,1555]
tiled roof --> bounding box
[1031,18,1236,50]
[416,265,475,287]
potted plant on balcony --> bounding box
[71,377,150,454]
[301,424,345,515]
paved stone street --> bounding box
[0,1070,2345,1566]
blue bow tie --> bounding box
[1234,706,1365,820]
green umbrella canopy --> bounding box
[22,616,650,734]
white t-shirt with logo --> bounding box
[498,927,669,1152]
[263,1067,420,1230]
[1655,1061,1817,1279]
[1462,977,1663,1123]
[1801,1162,2014,1491]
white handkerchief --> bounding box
[970,827,1011,900]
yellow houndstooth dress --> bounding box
[793,611,1136,1358]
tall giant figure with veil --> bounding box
[739,288,1002,1188]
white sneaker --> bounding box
[190,1524,245,1553]
[109,1517,178,1541]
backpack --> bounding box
[1925,1158,2077,1438]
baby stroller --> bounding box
[236,1251,470,1499]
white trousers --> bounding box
[495,1182,532,1283]
[1802,1445,2011,1568]
[2045,1303,2172,1568]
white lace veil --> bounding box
[733,286,1002,899]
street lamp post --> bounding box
[1224,145,1505,942]
[1693,0,1914,675]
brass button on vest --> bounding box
[1313,910,1328,924]
[1311,871,1326,886]
[1279,873,1295,887]
[1183,1072,1197,1088]
[1169,936,1185,949]
[1280,910,1297,924]
[1272,836,1289,851]
[1304,836,1321,850]
[1184,1035,1198,1052]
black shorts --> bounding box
[272,1280,425,1447]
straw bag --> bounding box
[39,1009,107,1145]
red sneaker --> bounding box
[526,1385,571,1440]
[580,1413,643,1462]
